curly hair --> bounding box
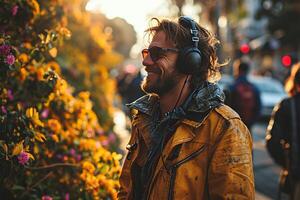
[145,17,227,88]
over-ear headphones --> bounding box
[177,16,202,74]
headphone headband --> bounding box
[176,16,202,74]
[179,16,199,48]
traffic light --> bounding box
[281,55,292,67]
[240,43,250,54]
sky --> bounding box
[85,0,201,58]
[86,0,171,36]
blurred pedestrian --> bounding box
[266,63,300,200]
[118,16,254,200]
[228,60,261,131]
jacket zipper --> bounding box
[168,145,206,200]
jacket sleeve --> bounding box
[208,118,255,199]
[117,126,139,200]
[266,100,288,167]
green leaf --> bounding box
[30,49,44,62]
[11,185,25,191]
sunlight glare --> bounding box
[86,0,166,34]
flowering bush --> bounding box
[0,1,122,199]
[57,2,123,140]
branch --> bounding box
[25,162,80,170]
[20,171,53,198]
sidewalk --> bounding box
[256,192,272,200]
[252,122,281,199]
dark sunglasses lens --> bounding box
[149,47,161,61]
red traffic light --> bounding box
[281,55,292,67]
[240,44,250,54]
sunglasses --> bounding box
[141,46,179,62]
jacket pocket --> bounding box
[168,144,207,200]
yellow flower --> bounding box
[19,68,28,81]
[26,0,40,16]
[95,66,109,81]
[47,119,62,133]
[12,140,24,156]
[111,152,122,162]
[34,131,46,143]
[48,47,58,58]
[33,144,39,154]
[54,79,68,94]
[51,134,59,143]
[82,161,95,174]
[18,53,29,63]
[58,27,71,38]
[85,174,99,190]
[78,91,90,100]
[26,107,44,127]
[79,139,96,151]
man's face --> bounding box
[141,31,180,96]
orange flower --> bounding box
[46,61,61,74]
[51,134,59,143]
[19,68,28,81]
[82,161,95,174]
[27,65,36,73]
[36,67,45,80]
[78,91,90,100]
[79,139,96,151]
[18,53,29,63]
[47,119,62,133]
[26,0,40,16]
[22,42,32,49]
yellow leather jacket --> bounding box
[118,83,254,200]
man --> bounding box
[118,17,254,200]
[266,63,300,199]
[228,60,261,131]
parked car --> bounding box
[218,74,234,91]
[217,74,287,118]
[248,76,287,118]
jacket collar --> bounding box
[127,94,159,116]
[127,81,225,126]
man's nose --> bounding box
[142,53,154,66]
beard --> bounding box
[141,70,178,96]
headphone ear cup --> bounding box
[177,47,202,74]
